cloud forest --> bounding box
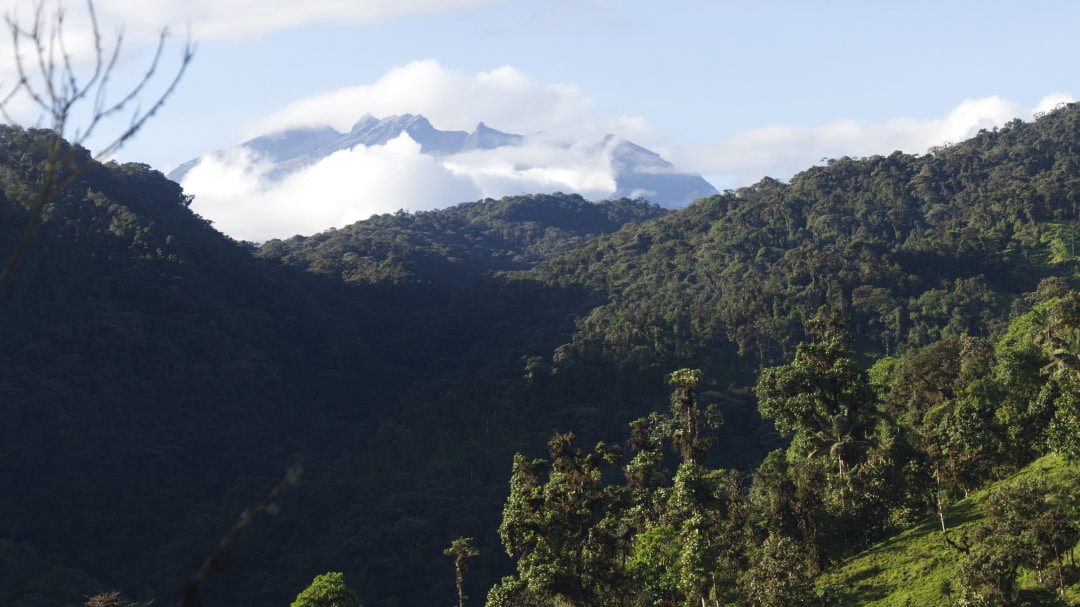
[4,2,1080,607]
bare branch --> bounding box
[177,464,303,607]
[0,0,194,288]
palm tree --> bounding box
[1034,293,1080,381]
[805,413,880,510]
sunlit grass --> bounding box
[820,454,1080,606]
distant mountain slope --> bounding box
[603,135,719,205]
[256,193,667,285]
[167,115,525,184]
[169,114,718,209]
[526,104,1080,377]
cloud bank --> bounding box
[248,60,651,142]
[93,0,502,41]
[183,131,637,241]
[179,62,1074,242]
[672,93,1076,188]
[184,134,481,241]
[180,62,658,241]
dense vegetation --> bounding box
[533,109,1080,380]
[476,297,1080,606]
[4,102,1080,607]
[257,194,666,286]
[821,454,1080,606]
[0,134,651,607]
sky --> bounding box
[2,0,1080,239]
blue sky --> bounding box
[3,0,1079,238]
[110,0,1080,168]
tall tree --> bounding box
[492,434,623,607]
[738,533,815,607]
[444,536,480,607]
[755,312,877,509]
[666,369,711,465]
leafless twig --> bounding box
[178,463,303,607]
[0,0,194,287]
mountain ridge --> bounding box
[168,113,718,209]
[6,103,1080,606]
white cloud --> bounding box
[179,60,1076,241]
[184,134,481,241]
[182,132,639,241]
[248,60,653,142]
[671,93,1076,189]
[86,0,501,41]
[1034,93,1075,116]
[0,1,501,126]
[175,61,660,241]
[442,135,618,199]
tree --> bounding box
[0,0,192,286]
[494,434,623,607]
[738,533,814,607]
[291,572,363,607]
[1034,292,1080,381]
[84,592,147,607]
[667,463,744,607]
[1031,291,1080,461]
[444,536,480,607]
[755,312,878,510]
[958,479,1075,603]
[627,524,681,605]
[666,368,711,465]
[922,392,999,497]
[1047,378,1080,461]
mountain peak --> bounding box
[389,113,429,126]
[169,114,717,208]
[350,113,379,132]
[462,122,523,151]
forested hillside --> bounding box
[820,454,1080,606]
[530,108,1080,378]
[4,103,1080,607]
[256,194,666,285]
[0,133,653,607]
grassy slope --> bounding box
[820,454,1080,606]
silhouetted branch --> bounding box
[178,463,303,607]
[0,0,194,287]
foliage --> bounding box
[83,592,147,607]
[445,536,481,607]
[960,479,1078,603]
[820,455,1080,606]
[531,105,1080,380]
[257,193,666,286]
[9,102,1080,607]
[739,533,815,607]
[291,572,362,607]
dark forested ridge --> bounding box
[530,107,1080,378]
[256,193,666,286]
[4,103,1080,607]
[0,134,656,607]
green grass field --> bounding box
[819,454,1080,606]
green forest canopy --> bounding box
[3,102,1080,606]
